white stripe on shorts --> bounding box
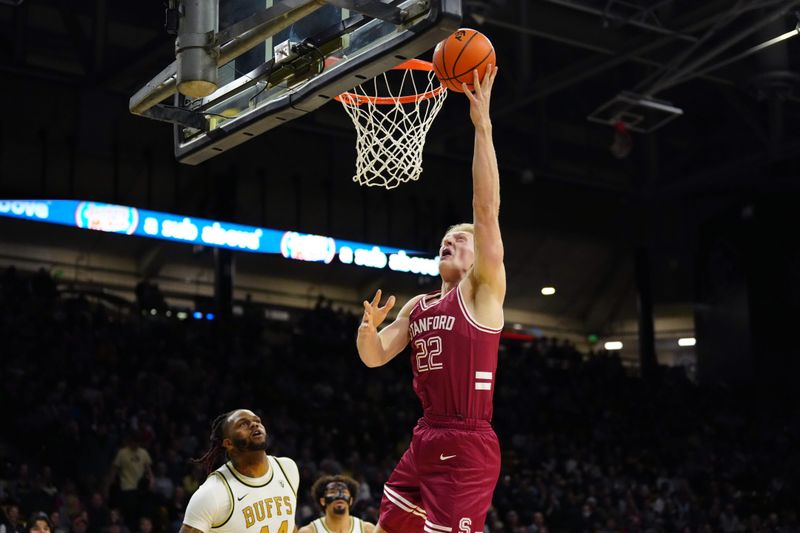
[383,485,426,518]
[425,520,452,532]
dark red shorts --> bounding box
[379,416,501,533]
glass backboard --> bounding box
[127,0,461,164]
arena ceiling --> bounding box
[1,0,799,335]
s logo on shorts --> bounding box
[459,518,472,533]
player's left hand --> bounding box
[463,64,498,130]
[360,289,396,332]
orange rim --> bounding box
[335,59,445,106]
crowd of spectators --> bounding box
[1,266,799,533]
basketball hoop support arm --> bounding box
[130,0,329,117]
[175,0,219,98]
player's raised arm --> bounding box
[356,290,421,367]
[463,66,505,297]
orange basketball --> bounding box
[432,28,496,93]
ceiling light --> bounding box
[541,286,556,296]
[604,341,623,350]
[678,337,696,347]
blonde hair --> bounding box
[444,223,474,237]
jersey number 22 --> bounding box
[415,336,443,372]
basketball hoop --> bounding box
[336,59,447,189]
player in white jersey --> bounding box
[297,475,374,533]
[180,409,300,533]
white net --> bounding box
[338,63,447,189]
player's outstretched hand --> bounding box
[360,289,396,332]
[463,64,498,130]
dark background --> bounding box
[3,0,800,379]
[2,2,800,531]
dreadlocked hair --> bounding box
[192,410,235,476]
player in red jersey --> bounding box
[356,65,504,533]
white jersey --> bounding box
[308,517,367,533]
[184,455,299,533]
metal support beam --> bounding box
[543,0,697,42]
[216,0,326,64]
[496,34,676,117]
[578,254,636,333]
[599,274,635,336]
[635,246,658,382]
[648,0,800,94]
[214,167,236,319]
[138,245,166,279]
[474,1,625,56]
[624,0,674,26]
[176,0,219,98]
[130,62,178,116]
[576,249,628,323]
[142,104,207,129]
[633,0,745,94]
[666,26,800,90]
[214,247,234,318]
[130,0,327,115]
[495,0,759,116]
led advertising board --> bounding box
[0,200,439,276]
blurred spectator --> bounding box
[168,487,188,531]
[179,467,202,498]
[151,464,174,504]
[55,483,81,527]
[134,280,166,313]
[9,466,32,505]
[0,505,23,533]
[26,513,51,533]
[106,510,129,533]
[46,513,64,533]
[0,265,798,532]
[720,503,744,532]
[528,511,547,533]
[70,515,88,533]
[108,436,152,529]
[85,493,109,533]
[134,517,152,533]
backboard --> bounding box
[587,91,684,133]
[129,0,461,165]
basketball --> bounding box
[432,28,496,93]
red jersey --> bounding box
[407,283,502,422]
